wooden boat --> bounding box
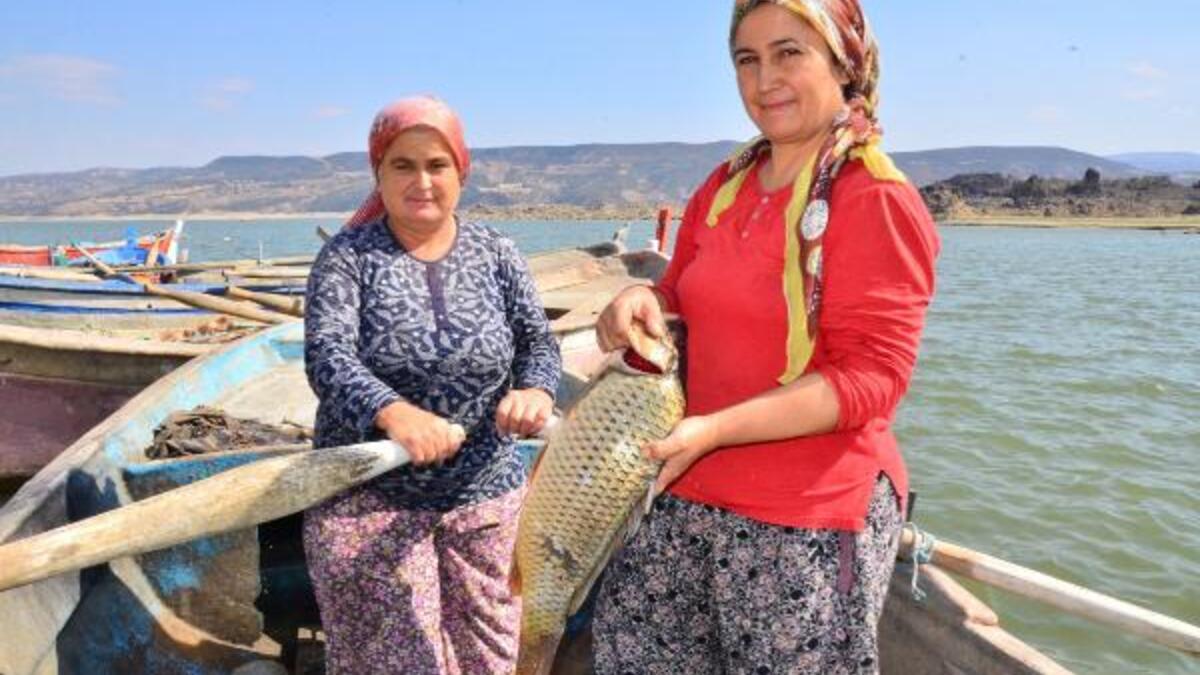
[0,239,659,480]
[0,235,647,333]
[14,229,1186,672]
[0,275,304,332]
[0,320,1077,674]
[0,221,184,268]
[0,323,217,479]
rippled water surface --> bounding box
[2,218,1197,673]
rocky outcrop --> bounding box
[919,170,1199,220]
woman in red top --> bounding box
[593,1,939,672]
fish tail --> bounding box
[515,632,563,675]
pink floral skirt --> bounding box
[303,486,524,674]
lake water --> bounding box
[2,217,1197,673]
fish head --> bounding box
[618,320,678,376]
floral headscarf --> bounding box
[345,96,470,228]
[715,0,906,384]
[731,0,879,112]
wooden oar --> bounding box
[110,255,314,276]
[227,267,309,280]
[0,266,99,282]
[0,439,418,592]
[73,244,294,325]
[899,528,1200,656]
[226,285,304,317]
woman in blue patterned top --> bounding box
[303,96,561,674]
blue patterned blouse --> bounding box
[304,218,561,511]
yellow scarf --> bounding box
[704,123,906,383]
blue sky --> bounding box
[1,1,1197,176]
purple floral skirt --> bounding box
[303,486,524,674]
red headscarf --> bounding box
[345,96,470,227]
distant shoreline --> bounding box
[3,212,1200,230]
[940,215,1200,230]
[0,208,664,224]
[0,212,351,223]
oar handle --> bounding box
[0,440,409,593]
[225,285,304,317]
[899,528,1200,656]
[70,241,140,284]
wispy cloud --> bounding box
[1127,61,1167,81]
[1121,88,1164,102]
[1028,104,1064,124]
[200,77,254,111]
[0,53,120,105]
[1121,61,1168,102]
[314,105,350,119]
[1165,104,1196,119]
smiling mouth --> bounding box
[761,101,795,113]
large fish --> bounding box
[512,322,686,675]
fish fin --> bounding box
[643,475,656,515]
[509,554,523,597]
[565,481,655,617]
[528,443,548,480]
[566,559,607,619]
[515,632,563,675]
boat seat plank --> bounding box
[210,365,317,430]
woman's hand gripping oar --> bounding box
[0,428,460,593]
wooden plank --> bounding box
[549,292,616,335]
[111,255,314,275]
[899,529,1200,656]
[881,563,1071,675]
[0,323,209,357]
[0,266,100,282]
[226,267,309,280]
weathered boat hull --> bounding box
[0,325,313,674]
[0,324,212,479]
[0,276,300,332]
[0,374,139,480]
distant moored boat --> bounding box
[0,220,185,268]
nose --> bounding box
[416,170,433,189]
[757,60,780,95]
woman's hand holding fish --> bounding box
[643,415,721,495]
[375,401,466,465]
[597,285,667,353]
[496,388,554,437]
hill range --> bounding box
[0,144,1196,219]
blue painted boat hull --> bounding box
[0,275,302,330]
[0,324,311,673]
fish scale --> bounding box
[514,336,685,675]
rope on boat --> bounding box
[903,522,937,601]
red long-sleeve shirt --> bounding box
[658,158,940,530]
